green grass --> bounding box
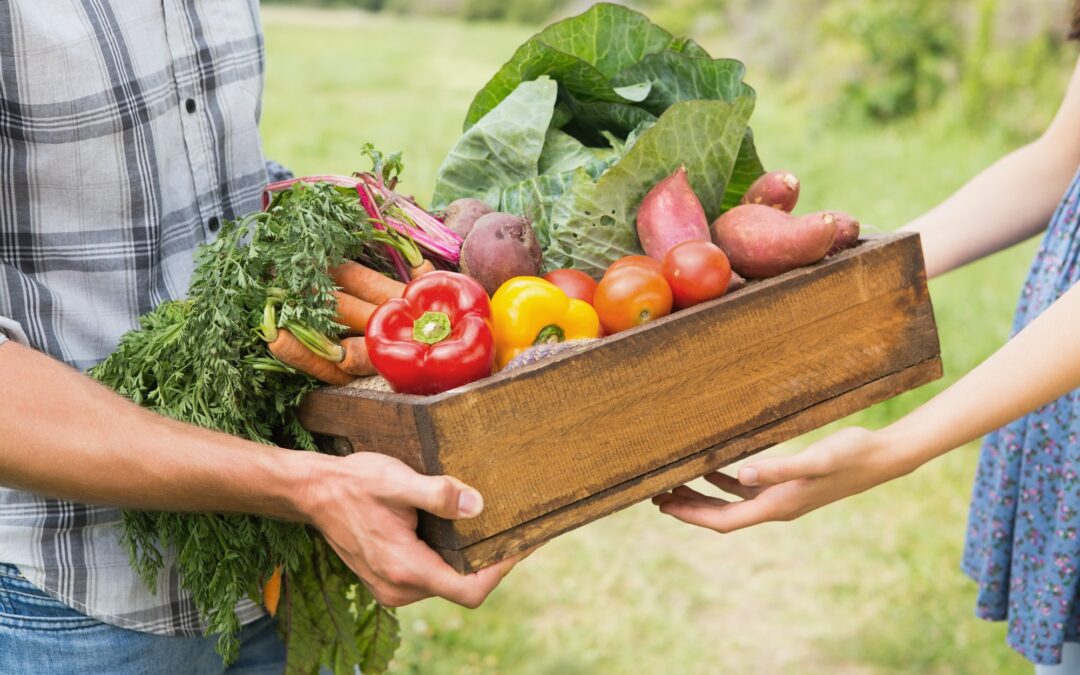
[261,7,1053,673]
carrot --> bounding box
[409,259,437,280]
[333,291,377,335]
[330,261,406,305]
[263,566,282,618]
[268,328,354,386]
[339,337,376,377]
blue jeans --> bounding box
[0,563,285,674]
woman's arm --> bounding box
[654,279,1080,532]
[903,56,1080,279]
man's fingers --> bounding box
[402,543,524,609]
[738,451,829,487]
[704,472,764,500]
[656,492,778,533]
[384,471,485,520]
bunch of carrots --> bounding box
[255,147,463,390]
[258,259,418,617]
[261,260,429,386]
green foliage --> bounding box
[433,78,558,209]
[282,540,399,674]
[641,0,1074,135]
[261,0,568,23]
[435,3,762,275]
[816,0,962,122]
[262,0,388,9]
[456,0,565,23]
[91,183,399,672]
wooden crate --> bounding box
[299,232,941,573]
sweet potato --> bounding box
[825,210,861,255]
[441,198,493,239]
[460,212,543,295]
[636,165,710,261]
[711,204,838,278]
[740,171,800,213]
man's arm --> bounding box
[0,340,518,608]
[901,55,1080,278]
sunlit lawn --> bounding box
[261,7,1045,673]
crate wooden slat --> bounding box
[299,232,941,572]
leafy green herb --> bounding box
[91,182,399,672]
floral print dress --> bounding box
[963,166,1080,666]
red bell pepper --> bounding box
[365,271,495,395]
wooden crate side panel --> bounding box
[434,288,936,544]
[438,357,942,573]
[297,393,430,473]
[427,238,937,543]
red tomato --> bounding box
[594,266,673,334]
[543,269,598,305]
[606,255,662,275]
[661,240,732,309]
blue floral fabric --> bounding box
[963,166,1080,665]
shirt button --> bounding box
[185,98,197,114]
[207,216,220,232]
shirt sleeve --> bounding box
[0,315,29,347]
[265,159,294,183]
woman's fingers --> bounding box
[652,486,728,508]
[704,471,764,499]
[671,485,730,505]
[655,491,779,533]
[738,449,831,487]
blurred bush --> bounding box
[261,0,569,22]
[818,0,961,121]
[260,0,1077,139]
[680,0,1074,139]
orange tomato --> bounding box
[594,265,673,334]
[606,254,662,275]
[661,240,731,308]
[542,269,598,305]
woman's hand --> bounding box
[655,278,1080,534]
[653,427,916,533]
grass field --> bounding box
[260,7,1055,673]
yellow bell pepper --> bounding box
[490,276,601,369]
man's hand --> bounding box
[652,427,909,533]
[0,341,525,609]
[298,452,525,608]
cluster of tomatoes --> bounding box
[543,240,733,335]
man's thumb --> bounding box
[408,474,485,520]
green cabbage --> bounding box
[432,2,764,276]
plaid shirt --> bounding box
[0,0,282,635]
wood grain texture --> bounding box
[436,357,942,573]
[299,232,942,567]
[298,391,430,473]
[419,234,936,546]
